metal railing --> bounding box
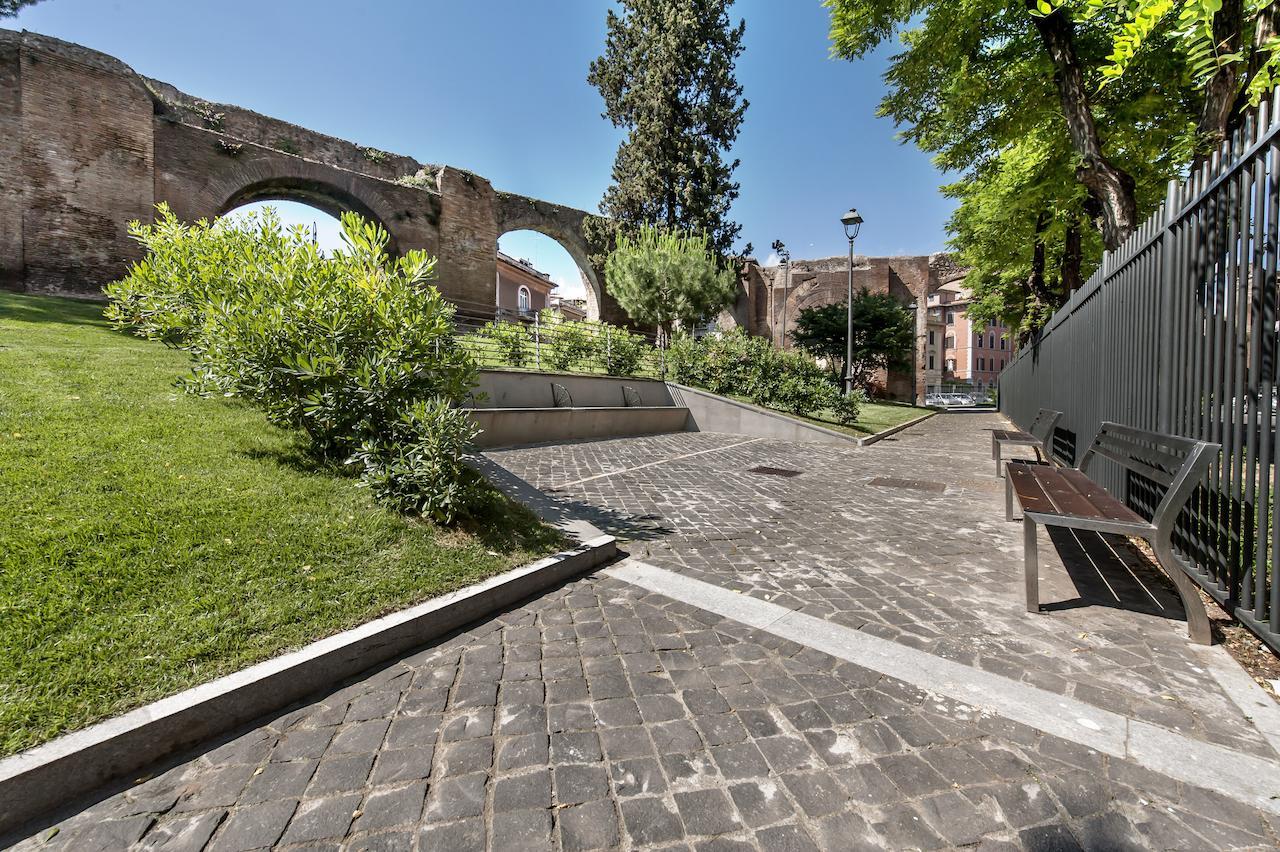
[1000,94,1280,653]
[450,300,667,380]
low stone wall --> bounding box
[474,370,673,409]
[470,406,689,448]
[666,382,856,445]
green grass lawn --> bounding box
[0,291,564,756]
[800,400,934,438]
[728,393,931,438]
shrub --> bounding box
[664,328,843,418]
[538,310,595,372]
[477,320,531,368]
[598,323,647,376]
[767,353,841,416]
[107,206,480,522]
[104,203,301,346]
[347,398,480,523]
[830,389,865,425]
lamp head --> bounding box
[841,208,863,240]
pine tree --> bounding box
[588,0,749,263]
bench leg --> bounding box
[1024,519,1039,613]
[995,442,1004,477]
[1151,536,1213,645]
[1005,474,1017,522]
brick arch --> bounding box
[220,176,401,256]
[169,154,409,256]
[495,193,607,321]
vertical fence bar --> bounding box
[996,100,1280,653]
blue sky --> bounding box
[11,0,954,298]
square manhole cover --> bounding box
[867,476,946,493]
[748,466,802,478]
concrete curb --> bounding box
[0,534,617,838]
[856,409,938,447]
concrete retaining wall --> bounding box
[666,382,856,445]
[474,370,674,410]
[470,406,689,448]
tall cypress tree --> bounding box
[588,0,749,263]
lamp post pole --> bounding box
[840,209,863,397]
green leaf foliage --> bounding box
[825,0,1196,335]
[105,204,480,523]
[588,0,749,262]
[605,224,738,338]
[667,328,859,420]
[790,290,915,390]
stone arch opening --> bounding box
[219,177,400,255]
[221,199,346,255]
[496,228,600,320]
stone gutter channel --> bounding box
[0,468,618,840]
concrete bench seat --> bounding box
[469,405,689,448]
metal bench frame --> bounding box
[1006,421,1218,644]
[992,409,1062,477]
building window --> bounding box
[1000,337,1007,350]
[946,310,955,324]
[928,354,935,370]
[978,357,984,371]
[976,335,983,348]
[944,335,954,349]
[928,330,935,345]
[517,286,531,314]
[945,358,955,371]
[989,333,995,348]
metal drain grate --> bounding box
[867,476,946,493]
[748,465,802,478]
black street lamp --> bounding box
[840,209,864,396]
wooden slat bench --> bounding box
[992,408,1062,477]
[1005,421,1218,644]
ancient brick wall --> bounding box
[13,32,154,293]
[0,32,24,289]
[725,253,965,403]
[2,28,610,321]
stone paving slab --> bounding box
[485,417,1277,758]
[9,574,1278,851]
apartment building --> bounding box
[925,283,1011,396]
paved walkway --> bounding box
[10,414,1280,850]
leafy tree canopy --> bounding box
[604,224,737,339]
[826,0,1198,336]
[1,0,44,15]
[791,290,914,389]
[589,0,749,263]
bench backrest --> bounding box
[1079,421,1218,528]
[1028,408,1063,456]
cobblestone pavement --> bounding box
[9,415,1280,850]
[489,416,1276,757]
[12,576,1279,851]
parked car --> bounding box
[925,393,948,407]
[944,393,975,407]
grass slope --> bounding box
[0,292,563,756]
[798,401,932,438]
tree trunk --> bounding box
[1197,0,1246,161]
[1027,210,1052,304]
[1060,221,1083,297]
[1026,2,1139,250]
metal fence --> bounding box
[1000,95,1280,653]
[450,300,667,380]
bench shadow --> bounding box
[1038,527,1187,623]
